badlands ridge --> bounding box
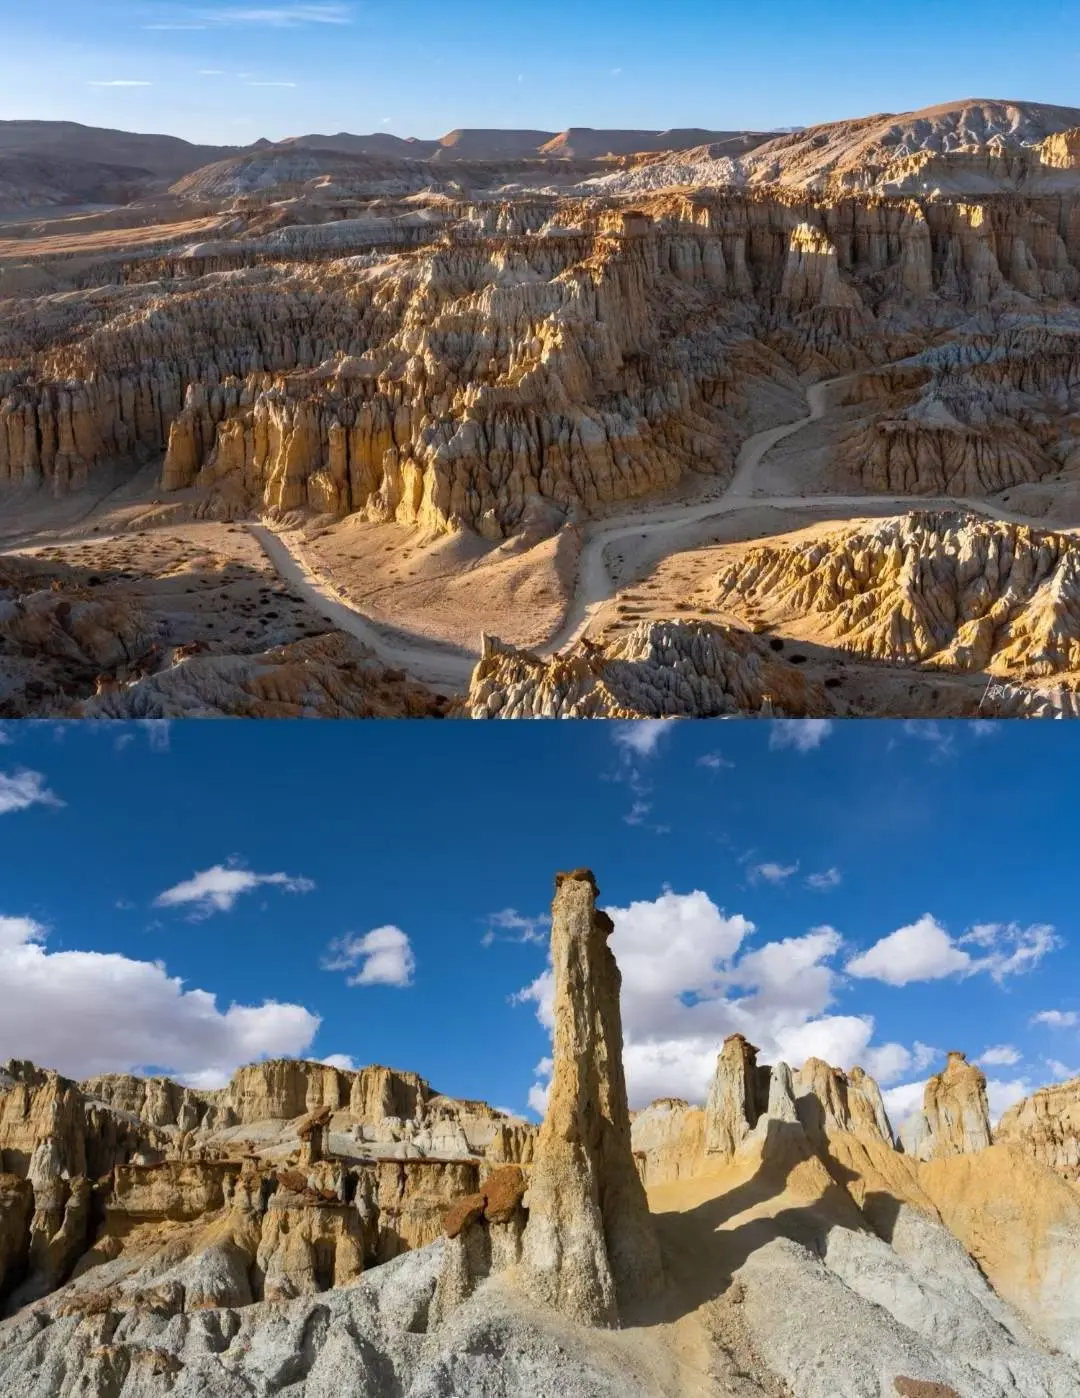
[2,870,1080,1395]
[6,99,1080,715]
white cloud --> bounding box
[320,1053,357,1071]
[0,770,63,816]
[749,861,799,886]
[846,914,971,986]
[979,1044,1021,1067]
[0,914,319,1081]
[1044,1058,1078,1082]
[769,720,833,753]
[959,922,1060,982]
[87,80,153,86]
[481,908,549,948]
[624,800,652,827]
[198,68,224,74]
[882,1079,927,1123]
[912,1041,940,1071]
[246,80,298,86]
[517,889,906,1109]
[322,926,415,988]
[845,916,1057,987]
[154,864,314,916]
[612,721,674,758]
[805,868,842,891]
[1032,1009,1079,1029]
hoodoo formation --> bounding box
[6,99,1080,718]
[3,868,1080,1394]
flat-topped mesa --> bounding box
[900,1052,992,1161]
[520,869,663,1327]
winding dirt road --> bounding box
[250,374,1068,689]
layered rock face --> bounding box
[7,181,1080,536]
[0,1055,535,1315]
[520,869,663,1326]
[709,511,1080,685]
[996,1076,1080,1180]
[899,1053,993,1161]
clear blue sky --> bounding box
[0,718,1076,1132]
[1,1,1077,145]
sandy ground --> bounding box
[298,514,579,651]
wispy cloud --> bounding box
[154,863,315,917]
[193,3,351,25]
[1032,1009,1078,1028]
[805,868,842,891]
[246,80,298,86]
[697,751,734,772]
[481,908,549,948]
[198,68,224,75]
[612,721,674,759]
[769,720,833,753]
[748,860,799,886]
[0,770,63,816]
[87,80,152,87]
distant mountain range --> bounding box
[2,100,1080,212]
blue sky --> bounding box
[2,1,1078,145]
[0,718,1076,1132]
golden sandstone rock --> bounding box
[520,870,662,1326]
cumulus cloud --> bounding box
[1044,1058,1078,1082]
[0,913,320,1081]
[845,914,971,986]
[322,926,415,987]
[320,1053,357,1071]
[1032,1009,1079,1029]
[845,915,1058,987]
[748,860,799,886]
[805,868,842,891]
[154,863,315,916]
[768,720,833,753]
[881,1079,927,1123]
[0,769,63,816]
[516,889,909,1110]
[979,1044,1021,1067]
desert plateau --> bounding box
[7,99,1080,717]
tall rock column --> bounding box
[520,869,663,1327]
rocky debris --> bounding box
[709,511,1080,686]
[996,1075,1080,1181]
[900,1052,992,1161]
[520,870,663,1326]
[466,621,829,719]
